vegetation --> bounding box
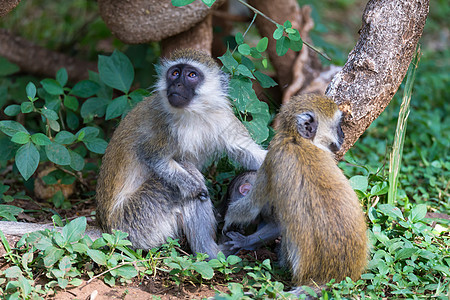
[0,0,448,299]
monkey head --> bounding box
[156,49,229,113]
[277,94,345,154]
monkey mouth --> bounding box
[168,93,190,108]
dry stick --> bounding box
[236,0,330,61]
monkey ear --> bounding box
[296,112,318,139]
[239,183,252,196]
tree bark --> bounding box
[326,0,429,158]
[0,29,97,82]
[0,0,20,17]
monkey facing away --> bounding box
[96,49,266,258]
[221,171,280,255]
[223,94,368,295]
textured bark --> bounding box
[0,29,97,82]
[248,0,322,99]
[326,0,429,158]
[98,0,224,44]
[0,0,20,17]
[161,14,213,57]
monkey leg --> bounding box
[180,199,220,259]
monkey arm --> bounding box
[224,120,267,170]
[224,221,280,254]
[151,157,209,201]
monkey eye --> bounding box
[171,70,180,77]
[188,71,197,78]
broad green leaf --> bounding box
[237,44,251,56]
[0,120,28,137]
[192,261,214,279]
[229,76,258,112]
[349,175,369,192]
[273,25,284,40]
[226,255,242,265]
[31,133,51,146]
[0,57,20,76]
[64,95,79,111]
[378,204,405,220]
[371,182,389,196]
[70,80,100,98]
[201,0,216,7]
[236,64,255,79]
[62,217,87,244]
[54,131,76,144]
[26,82,37,100]
[56,68,68,87]
[41,108,59,121]
[98,50,134,93]
[410,204,427,222]
[115,265,138,279]
[45,142,71,165]
[69,150,85,171]
[76,127,100,141]
[4,105,21,116]
[235,32,244,45]
[254,71,277,88]
[256,37,269,52]
[52,190,65,208]
[283,20,292,28]
[80,97,109,120]
[15,142,39,180]
[48,119,61,132]
[84,138,108,154]
[66,109,79,130]
[40,79,64,95]
[20,102,33,113]
[86,249,108,265]
[395,248,417,260]
[129,89,151,105]
[290,38,303,51]
[288,29,301,41]
[218,50,239,73]
[11,131,30,144]
[43,246,64,267]
[171,0,195,6]
[276,36,290,56]
[105,95,128,120]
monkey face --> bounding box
[166,64,205,108]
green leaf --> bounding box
[66,109,79,130]
[86,249,108,265]
[238,44,251,56]
[43,246,64,267]
[226,255,242,265]
[54,131,76,144]
[192,261,214,279]
[4,266,22,278]
[45,142,71,165]
[254,71,277,88]
[171,0,195,6]
[26,82,37,100]
[41,78,64,95]
[283,20,292,28]
[62,217,87,244]
[4,105,21,116]
[80,97,109,120]
[98,50,134,93]
[105,95,128,120]
[371,182,389,196]
[31,133,52,146]
[349,175,369,192]
[64,95,79,111]
[70,80,100,98]
[15,142,39,180]
[56,68,68,87]
[218,49,239,73]
[229,76,258,111]
[235,32,244,45]
[76,127,99,141]
[276,36,290,56]
[395,248,417,260]
[410,204,427,222]
[52,190,65,208]
[201,0,216,7]
[378,204,405,220]
[256,37,269,52]
[69,150,85,171]
[0,120,28,137]
[11,131,30,144]
[0,57,20,76]
[129,89,150,105]
[288,29,301,41]
[48,119,61,132]
[236,64,255,79]
[273,25,284,40]
[20,102,33,113]
[115,265,138,279]
[84,138,108,154]
[41,108,59,121]
[289,38,303,51]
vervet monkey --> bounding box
[223,94,367,295]
[96,49,266,258]
[221,171,280,255]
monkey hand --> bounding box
[223,231,250,253]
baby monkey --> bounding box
[223,94,368,296]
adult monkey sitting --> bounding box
[96,49,266,258]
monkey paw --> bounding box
[224,231,249,252]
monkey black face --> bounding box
[166,64,204,108]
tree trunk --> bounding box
[326,0,429,158]
[0,0,20,17]
[0,29,97,82]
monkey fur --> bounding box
[96,49,266,258]
[221,171,280,255]
[223,94,368,294]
